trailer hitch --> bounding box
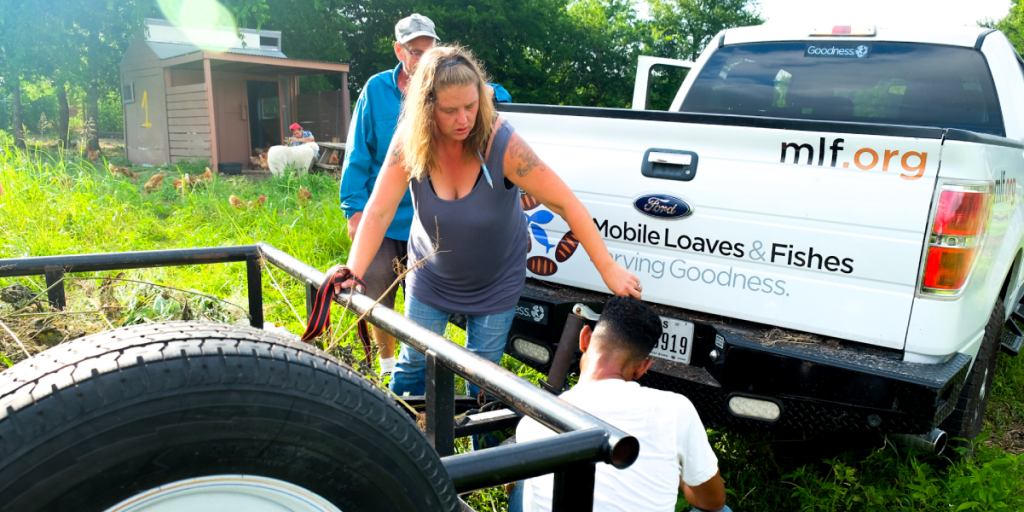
[540,304,600,394]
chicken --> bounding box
[259,153,268,169]
[249,156,262,169]
[108,163,137,180]
[172,173,208,190]
[230,194,267,209]
[172,178,183,190]
[329,152,339,165]
[88,148,99,162]
[143,174,165,193]
[298,186,312,206]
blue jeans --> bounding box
[508,481,524,512]
[390,294,516,399]
[507,480,733,512]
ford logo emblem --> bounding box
[633,194,693,219]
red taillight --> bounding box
[923,247,976,290]
[920,187,991,296]
[809,25,876,37]
[933,190,989,236]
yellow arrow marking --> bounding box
[140,91,152,127]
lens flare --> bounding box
[157,0,238,51]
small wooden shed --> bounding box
[119,19,351,170]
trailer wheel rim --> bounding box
[102,475,342,512]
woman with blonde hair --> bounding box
[341,46,641,397]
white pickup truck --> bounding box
[499,24,1024,448]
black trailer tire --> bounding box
[0,321,460,512]
[940,300,1003,452]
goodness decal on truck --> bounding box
[779,137,928,180]
[610,250,789,296]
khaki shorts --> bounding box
[362,237,408,310]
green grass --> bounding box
[0,145,348,342]
[1,144,1022,511]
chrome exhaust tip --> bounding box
[888,429,948,456]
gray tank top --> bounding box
[406,121,527,316]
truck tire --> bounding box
[0,321,460,512]
[940,300,1003,452]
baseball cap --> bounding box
[289,123,302,130]
[395,14,439,44]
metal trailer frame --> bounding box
[0,243,641,512]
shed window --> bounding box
[122,82,134,104]
[260,36,279,48]
[261,96,279,119]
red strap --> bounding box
[301,265,373,368]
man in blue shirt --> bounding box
[288,123,319,159]
[288,123,315,145]
[339,13,510,376]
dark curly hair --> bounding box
[595,296,663,361]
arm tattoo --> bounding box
[384,147,402,169]
[509,138,544,177]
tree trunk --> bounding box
[87,69,99,152]
[11,79,24,149]
[86,26,101,153]
[57,83,70,150]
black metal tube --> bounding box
[44,267,66,310]
[552,462,596,512]
[443,428,607,494]
[245,255,264,329]
[0,246,258,278]
[305,282,317,320]
[543,313,585,393]
[257,242,640,470]
[426,350,456,457]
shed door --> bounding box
[214,72,251,166]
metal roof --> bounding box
[146,41,288,60]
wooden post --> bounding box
[203,58,219,172]
[341,72,351,141]
[163,68,173,166]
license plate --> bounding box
[651,317,694,364]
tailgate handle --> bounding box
[642,148,698,182]
[648,152,692,166]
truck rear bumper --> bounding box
[507,280,971,435]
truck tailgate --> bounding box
[503,107,944,349]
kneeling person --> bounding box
[515,296,729,512]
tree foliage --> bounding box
[984,0,1024,54]
[648,0,764,61]
[335,0,584,104]
[0,0,770,140]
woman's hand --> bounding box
[333,277,363,295]
[599,261,642,299]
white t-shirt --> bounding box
[516,379,718,512]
